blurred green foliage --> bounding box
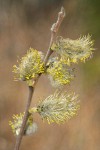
[77,0,100,89]
[78,0,100,38]
[81,56,100,88]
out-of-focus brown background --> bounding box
[0,0,100,150]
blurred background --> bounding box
[0,0,100,150]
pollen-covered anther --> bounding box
[37,91,80,124]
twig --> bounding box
[44,7,65,64]
[14,7,65,150]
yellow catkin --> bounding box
[47,58,74,87]
[36,91,80,124]
[13,48,44,82]
[51,35,95,65]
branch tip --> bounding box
[58,7,66,19]
[51,7,66,33]
[61,6,66,17]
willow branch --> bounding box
[14,7,65,150]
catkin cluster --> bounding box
[10,34,95,135]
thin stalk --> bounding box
[14,86,34,150]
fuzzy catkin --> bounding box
[13,48,44,81]
[37,91,80,124]
[51,35,95,65]
[47,58,74,87]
